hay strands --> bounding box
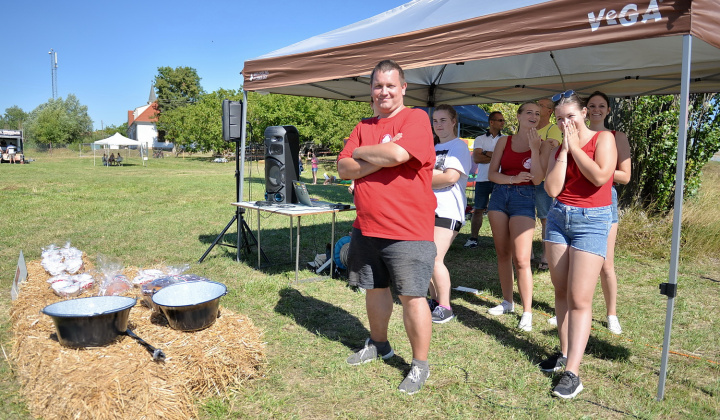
[124,328,166,362]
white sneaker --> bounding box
[488,300,514,315]
[548,316,557,326]
[518,312,533,331]
[607,315,623,334]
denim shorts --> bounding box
[487,184,536,220]
[535,181,554,219]
[347,228,436,297]
[611,186,619,224]
[474,181,494,210]
[545,201,612,258]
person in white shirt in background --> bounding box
[464,111,505,248]
[428,104,472,324]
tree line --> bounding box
[2,65,718,213]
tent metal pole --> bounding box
[239,90,248,204]
[657,34,692,401]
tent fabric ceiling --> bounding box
[242,0,720,105]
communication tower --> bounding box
[49,49,58,99]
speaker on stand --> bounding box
[264,125,300,204]
[198,99,268,264]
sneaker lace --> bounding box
[357,342,373,360]
[407,365,421,383]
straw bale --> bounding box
[10,260,266,420]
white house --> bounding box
[127,85,161,150]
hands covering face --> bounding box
[561,120,578,153]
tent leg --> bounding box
[657,34,692,402]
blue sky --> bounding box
[1,0,409,130]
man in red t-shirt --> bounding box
[338,60,437,395]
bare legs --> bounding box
[547,243,605,375]
[488,211,536,312]
[599,223,619,317]
[539,218,548,266]
[429,227,459,308]
[469,209,483,240]
[366,288,431,361]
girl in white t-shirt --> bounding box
[428,104,472,324]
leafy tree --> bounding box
[158,89,242,154]
[1,106,28,129]
[610,93,720,212]
[246,92,372,151]
[24,94,93,149]
[153,66,204,113]
[93,123,129,140]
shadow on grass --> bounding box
[274,287,368,350]
[451,301,552,364]
[274,288,412,372]
[585,333,631,361]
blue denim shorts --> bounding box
[535,181,554,219]
[611,186,619,224]
[487,184,536,220]
[474,181,494,210]
[545,201,612,258]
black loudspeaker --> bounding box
[221,100,243,141]
[264,125,300,203]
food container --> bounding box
[151,281,227,331]
[42,296,136,348]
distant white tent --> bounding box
[94,132,140,147]
[93,133,141,166]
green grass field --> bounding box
[1,150,718,419]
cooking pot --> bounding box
[42,296,136,348]
[151,280,227,331]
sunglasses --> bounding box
[552,90,575,102]
[491,119,505,122]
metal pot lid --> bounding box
[42,296,137,318]
[152,280,227,308]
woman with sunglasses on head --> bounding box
[428,104,472,324]
[486,102,544,332]
[540,91,617,399]
[587,91,631,335]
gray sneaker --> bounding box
[431,306,455,324]
[398,364,430,395]
[346,338,394,365]
[552,371,584,399]
[463,238,479,248]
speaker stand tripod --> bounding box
[198,139,268,264]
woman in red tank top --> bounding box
[587,91,632,336]
[485,102,544,332]
[540,92,617,399]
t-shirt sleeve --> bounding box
[443,141,471,176]
[548,125,563,144]
[338,123,362,161]
[392,109,434,166]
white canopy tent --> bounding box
[242,0,720,399]
[93,133,141,167]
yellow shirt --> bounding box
[537,123,563,144]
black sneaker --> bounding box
[552,371,584,399]
[427,298,439,311]
[538,353,567,372]
[398,364,430,395]
[431,306,455,324]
